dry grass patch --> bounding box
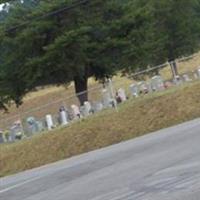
[0,81,200,177]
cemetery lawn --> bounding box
[1,81,200,177]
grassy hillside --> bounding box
[1,81,200,177]
[0,52,199,122]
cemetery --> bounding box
[1,76,200,177]
[0,68,200,145]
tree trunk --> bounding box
[74,76,88,106]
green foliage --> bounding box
[0,0,200,108]
[0,0,125,106]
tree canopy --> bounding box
[0,0,200,109]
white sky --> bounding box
[0,4,4,11]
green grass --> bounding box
[0,81,200,177]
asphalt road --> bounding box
[1,119,200,200]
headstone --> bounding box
[85,101,92,112]
[10,120,23,141]
[151,76,165,91]
[117,88,127,102]
[59,110,68,125]
[102,89,112,108]
[46,115,54,130]
[193,71,199,80]
[71,105,81,119]
[0,131,4,143]
[174,75,183,85]
[9,129,16,142]
[26,117,40,135]
[146,82,153,93]
[182,74,191,82]
[129,84,139,97]
[93,102,104,112]
[4,130,10,142]
[138,81,149,94]
[197,68,200,77]
[84,101,92,116]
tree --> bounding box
[119,0,200,76]
[0,0,125,107]
[0,0,200,109]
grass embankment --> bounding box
[0,81,200,177]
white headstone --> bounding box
[117,88,127,102]
[138,81,148,94]
[197,68,200,77]
[102,89,112,108]
[46,114,54,130]
[182,74,191,82]
[93,102,104,112]
[193,72,198,79]
[151,76,165,91]
[85,101,92,116]
[10,120,23,141]
[59,111,68,125]
[71,105,81,119]
[8,131,15,142]
[129,84,138,97]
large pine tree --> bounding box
[0,0,125,107]
[0,0,200,109]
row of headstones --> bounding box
[0,120,23,143]
[130,68,200,97]
[26,98,114,135]
[174,68,200,84]
[1,68,200,143]
[0,75,166,142]
[0,92,116,143]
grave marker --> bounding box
[129,84,139,97]
[151,76,165,91]
[46,115,54,130]
[197,68,200,77]
[138,81,149,94]
[59,110,68,125]
[174,75,183,85]
[102,89,112,108]
[182,74,191,82]
[93,102,104,112]
[71,105,81,119]
[0,131,4,143]
[117,88,127,102]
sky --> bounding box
[0,4,3,11]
